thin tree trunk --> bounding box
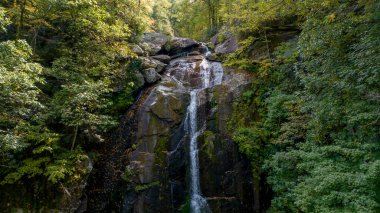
[71,125,79,151]
[17,0,27,39]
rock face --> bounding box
[79,33,260,213]
[119,48,256,212]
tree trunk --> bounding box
[71,125,79,151]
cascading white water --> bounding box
[188,51,224,213]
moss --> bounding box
[179,195,191,213]
[148,114,160,136]
[131,144,137,151]
[217,33,228,44]
[201,131,216,161]
[154,136,169,167]
[135,181,160,192]
[162,81,177,88]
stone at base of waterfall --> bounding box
[141,68,161,84]
[143,33,170,46]
[152,55,171,64]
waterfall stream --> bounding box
[187,53,224,213]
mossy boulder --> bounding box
[150,92,184,124]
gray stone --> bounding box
[140,57,157,69]
[151,59,167,73]
[141,68,161,84]
[142,33,169,46]
[140,57,167,73]
[211,31,239,54]
[150,92,183,122]
[141,33,170,55]
[215,37,238,54]
[152,55,171,64]
[164,37,198,54]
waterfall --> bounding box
[187,52,224,213]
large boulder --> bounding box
[141,33,170,55]
[211,31,239,54]
[140,42,162,56]
[164,37,199,55]
[150,91,184,123]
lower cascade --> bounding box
[188,90,210,213]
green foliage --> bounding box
[171,0,220,40]
[202,130,216,161]
[121,166,135,183]
[51,79,117,130]
[0,40,44,118]
[233,127,265,181]
[0,39,45,157]
[0,0,148,207]
[110,82,136,115]
[227,0,380,212]
[0,7,10,32]
[1,124,89,185]
[151,0,174,35]
[179,195,191,213]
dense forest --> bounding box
[0,0,379,212]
